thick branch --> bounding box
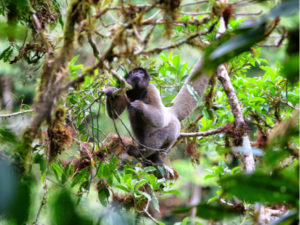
[217,66,244,127]
[19,0,83,173]
[216,14,255,173]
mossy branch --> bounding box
[19,0,83,173]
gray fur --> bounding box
[105,65,208,164]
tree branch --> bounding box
[180,125,229,137]
[0,110,34,118]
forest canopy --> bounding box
[0,0,299,225]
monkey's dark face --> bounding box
[126,68,150,90]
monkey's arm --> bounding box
[130,100,167,128]
[104,87,127,119]
[129,84,169,128]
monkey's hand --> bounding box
[129,100,144,111]
[102,87,118,96]
[104,87,127,119]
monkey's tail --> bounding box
[169,58,209,121]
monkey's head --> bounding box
[126,68,150,90]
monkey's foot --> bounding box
[125,145,140,157]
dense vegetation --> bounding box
[0,0,298,224]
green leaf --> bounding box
[116,184,129,193]
[202,109,210,120]
[0,23,27,40]
[98,186,110,207]
[231,166,242,174]
[52,162,63,181]
[0,128,18,143]
[0,46,13,62]
[152,194,160,212]
[263,149,291,169]
[177,217,190,225]
[69,56,79,65]
[195,222,204,225]
[204,174,216,180]
[134,179,147,190]
[283,53,299,83]
[157,221,166,225]
[196,203,241,220]
[145,174,157,186]
[163,189,181,195]
[172,206,193,215]
[143,166,156,172]
[107,176,113,186]
[209,25,266,68]
[139,191,151,201]
[71,168,89,187]
[103,164,110,178]
[187,84,200,101]
[70,64,83,72]
[96,161,104,178]
[220,172,299,205]
[207,196,218,204]
[61,164,70,184]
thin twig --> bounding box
[142,17,210,26]
[233,0,258,6]
[144,210,159,224]
[142,200,159,224]
[31,11,53,51]
[180,11,210,16]
[0,109,34,118]
[33,165,49,225]
[180,0,208,7]
[134,24,156,55]
[133,25,143,43]
[234,10,263,16]
[142,9,161,23]
[135,31,207,55]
